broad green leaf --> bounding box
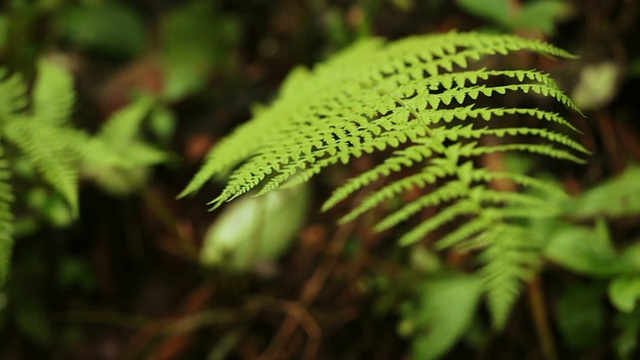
[562,165,640,218]
[610,277,640,313]
[457,0,566,34]
[556,282,606,349]
[405,275,483,360]
[621,241,640,272]
[455,0,510,26]
[515,0,566,34]
[544,224,623,277]
[200,184,310,272]
[55,2,146,59]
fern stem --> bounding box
[527,275,557,360]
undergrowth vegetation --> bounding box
[0,60,166,284]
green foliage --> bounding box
[615,308,640,360]
[160,0,240,100]
[0,59,166,285]
[562,164,640,217]
[183,31,584,332]
[200,184,310,272]
[556,282,606,349]
[399,274,483,359]
[456,0,568,34]
[538,165,640,357]
[543,218,622,277]
[478,224,541,329]
[54,2,147,59]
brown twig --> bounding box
[527,276,557,360]
[259,222,356,360]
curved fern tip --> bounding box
[176,187,194,199]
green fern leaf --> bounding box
[33,59,75,127]
[185,30,583,228]
[477,224,541,329]
[1,61,80,214]
[4,120,80,215]
[183,32,581,201]
[0,70,28,122]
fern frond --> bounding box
[4,120,79,214]
[0,61,81,214]
[0,143,14,286]
[182,32,580,201]
[477,224,541,329]
[184,33,583,289]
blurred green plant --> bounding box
[160,0,241,100]
[54,1,146,60]
[200,184,309,273]
[456,0,569,34]
[0,59,166,285]
[541,165,640,358]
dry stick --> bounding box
[528,276,558,360]
[120,285,215,360]
[259,222,356,360]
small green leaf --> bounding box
[455,0,510,26]
[404,275,483,360]
[149,105,176,144]
[515,0,567,34]
[200,184,310,272]
[610,277,640,313]
[621,241,640,272]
